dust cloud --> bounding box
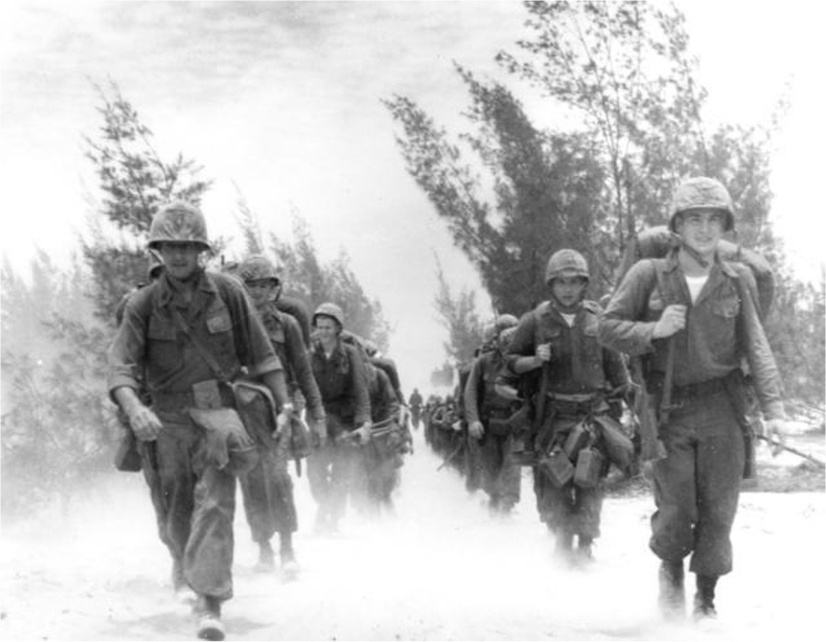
[1,428,824,641]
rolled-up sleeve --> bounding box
[107,296,146,402]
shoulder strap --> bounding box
[171,307,232,382]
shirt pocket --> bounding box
[147,315,180,372]
[205,304,237,366]
[706,294,740,357]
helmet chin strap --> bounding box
[669,232,710,268]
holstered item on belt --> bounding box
[592,414,635,471]
[487,417,512,436]
[231,380,279,449]
[114,426,142,472]
[507,403,532,434]
[538,447,574,488]
[721,369,757,480]
[563,422,591,460]
[187,407,259,476]
[573,447,604,489]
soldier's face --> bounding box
[245,279,277,306]
[551,275,587,309]
[159,242,201,281]
[675,208,724,256]
[315,317,340,344]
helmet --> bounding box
[147,248,164,280]
[313,302,344,329]
[499,326,518,348]
[147,201,210,251]
[494,314,518,335]
[237,255,280,285]
[669,177,734,232]
[545,249,589,285]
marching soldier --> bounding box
[307,303,372,533]
[507,249,629,563]
[108,201,292,640]
[236,255,326,573]
[464,315,523,515]
[599,177,786,619]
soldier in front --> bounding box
[598,177,786,620]
[108,202,292,641]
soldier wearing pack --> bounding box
[236,255,326,573]
[464,315,523,515]
[307,302,372,533]
[599,177,786,620]
[363,362,404,511]
[506,249,629,563]
[108,202,292,641]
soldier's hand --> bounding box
[652,304,687,339]
[536,343,552,362]
[275,410,291,437]
[765,418,787,456]
[311,416,328,448]
[468,420,484,440]
[128,405,163,441]
[356,422,372,445]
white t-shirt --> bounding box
[560,312,576,327]
[684,275,709,304]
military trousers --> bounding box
[650,389,744,576]
[239,433,297,545]
[474,430,521,509]
[306,437,366,523]
[140,410,236,601]
[532,417,603,539]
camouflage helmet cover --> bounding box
[313,302,344,329]
[147,248,165,280]
[669,177,734,232]
[147,201,211,251]
[545,249,589,285]
[238,255,280,284]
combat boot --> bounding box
[279,531,299,578]
[554,530,574,562]
[194,595,224,641]
[575,535,594,565]
[658,560,685,619]
[254,539,275,572]
[693,574,718,620]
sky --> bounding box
[1,0,824,393]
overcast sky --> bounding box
[1,0,824,391]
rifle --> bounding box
[756,435,825,469]
[437,437,465,471]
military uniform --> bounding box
[108,268,281,602]
[599,255,783,573]
[464,348,523,512]
[364,365,403,508]
[598,176,786,618]
[308,331,371,530]
[508,299,628,546]
[239,299,324,560]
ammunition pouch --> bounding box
[592,415,635,472]
[187,407,259,476]
[573,447,604,489]
[114,423,142,473]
